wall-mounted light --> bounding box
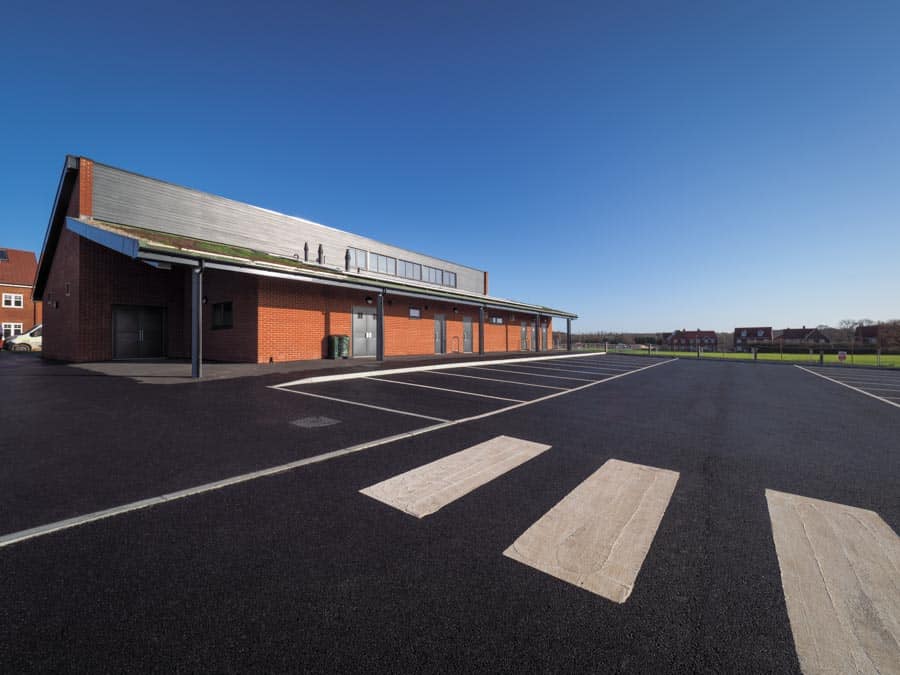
[202,296,208,305]
[365,296,374,305]
[453,307,458,314]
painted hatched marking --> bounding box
[431,371,568,390]
[360,435,550,518]
[504,459,679,603]
[471,366,595,382]
[766,489,900,675]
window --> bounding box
[489,316,504,325]
[212,301,233,329]
[422,265,441,284]
[2,323,23,338]
[0,250,8,261]
[347,247,367,271]
[740,330,747,337]
[370,253,396,276]
[398,260,422,280]
[2,293,23,308]
[442,271,457,288]
[409,307,421,319]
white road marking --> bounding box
[0,358,675,550]
[796,365,900,409]
[430,371,568,390]
[366,376,525,403]
[766,489,900,675]
[273,352,612,388]
[504,459,679,603]
[360,435,551,518]
[470,366,595,382]
[277,389,449,422]
[499,362,623,376]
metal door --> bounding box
[352,306,377,357]
[520,321,528,351]
[532,321,538,352]
[462,317,473,353]
[434,314,446,354]
[113,306,165,359]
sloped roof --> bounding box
[0,248,38,286]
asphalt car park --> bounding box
[1,352,898,673]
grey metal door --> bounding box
[114,306,165,359]
[532,322,538,352]
[434,314,446,354]
[520,321,528,351]
[462,317,473,353]
[352,307,377,357]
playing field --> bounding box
[613,349,900,367]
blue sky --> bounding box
[2,1,898,332]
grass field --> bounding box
[602,349,900,368]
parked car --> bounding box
[4,324,42,352]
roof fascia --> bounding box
[66,218,139,259]
[33,156,79,299]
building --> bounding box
[665,329,718,351]
[773,326,830,346]
[855,322,900,349]
[0,248,42,340]
[33,157,576,371]
[733,326,773,352]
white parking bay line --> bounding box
[796,365,900,409]
[278,389,449,422]
[766,489,900,675]
[360,435,551,518]
[431,371,568,390]
[471,366,595,382]
[367,377,525,403]
[504,459,679,603]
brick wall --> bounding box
[203,270,258,362]
[41,229,82,361]
[0,285,41,334]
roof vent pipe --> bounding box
[317,244,324,264]
[303,242,309,262]
[345,248,351,271]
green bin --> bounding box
[337,334,350,359]
[327,335,340,359]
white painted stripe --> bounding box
[796,365,900,409]
[497,362,620,376]
[366,376,525,403]
[504,459,679,603]
[277,389,449,422]
[0,358,675,550]
[430,371,568,390]
[273,351,613,388]
[766,489,900,674]
[360,435,550,517]
[470,366,595,382]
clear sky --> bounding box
[2,1,898,332]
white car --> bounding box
[4,324,42,352]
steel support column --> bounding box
[566,318,572,352]
[478,306,485,355]
[376,292,385,361]
[535,314,541,352]
[191,263,203,378]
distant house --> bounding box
[666,329,718,351]
[0,248,42,339]
[855,323,900,348]
[733,326,772,352]
[773,326,830,345]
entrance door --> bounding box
[462,316,473,353]
[520,321,528,351]
[434,314,446,354]
[113,306,165,359]
[540,324,548,352]
[352,306,377,357]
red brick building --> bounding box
[0,248,42,340]
[34,157,575,372]
[665,329,718,351]
[733,326,773,352]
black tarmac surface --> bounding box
[1,351,898,673]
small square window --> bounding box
[212,301,233,329]
[409,307,421,319]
